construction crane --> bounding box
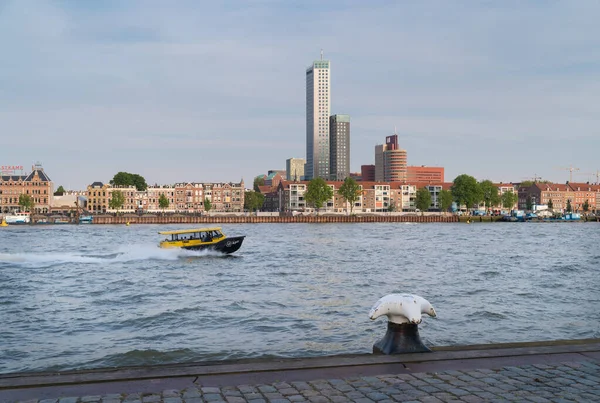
[521,174,542,183]
[555,165,580,183]
[576,170,600,184]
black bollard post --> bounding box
[369,293,436,355]
[373,322,431,354]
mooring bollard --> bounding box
[369,293,436,354]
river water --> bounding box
[0,222,598,374]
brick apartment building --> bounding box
[0,164,53,214]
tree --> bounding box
[479,180,500,212]
[451,174,482,212]
[253,176,265,192]
[520,180,534,187]
[244,190,265,212]
[547,199,554,210]
[583,199,589,212]
[566,199,572,213]
[501,191,518,211]
[337,177,361,214]
[204,197,212,213]
[158,194,169,214]
[54,185,66,196]
[439,189,453,213]
[526,195,533,211]
[109,190,125,213]
[304,178,333,215]
[415,188,432,214]
[18,194,35,213]
[131,174,148,191]
[110,172,147,191]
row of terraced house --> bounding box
[86,181,246,214]
[259,181,519,213]
[2,165,599,215]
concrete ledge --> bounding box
[2,339,599,390]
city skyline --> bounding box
[1,1,599,190]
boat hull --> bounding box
[182,236,245,254]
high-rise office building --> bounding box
[286,158,306,181]
[305,52,330,180]
[374,134,408,182]
[329,114,350,181]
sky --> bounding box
[1,0,599,190]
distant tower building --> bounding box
[361,165,375,181]
[374,133,408,182]
[329,114,350,181]
[286,158,306,181]
[305,51,331,180]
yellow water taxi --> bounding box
[1,217,8,227]
[158,227,245,254]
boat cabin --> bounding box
[159,227,225,243]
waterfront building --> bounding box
[422,183,453,211]
[86,182,137,213]
[305,53,331,180]
[374,135,407,182]
[50,191,87,215]
[173,181,244,213]
[568,183,599,213]
[407,166,444,183]
[142,185,176,213]
[329,114,350,181]
[174,183,206,213]
[286,158,305,181]
[0,163,52,214]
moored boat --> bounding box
[4,212,30,224]
[79,215,93,224]
[159,227,245,254]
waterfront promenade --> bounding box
[1,339,598,402]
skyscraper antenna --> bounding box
[320,49,323,60]
[394,126,397,135]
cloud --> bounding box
[0,0,599,188]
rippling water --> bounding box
[1,222,599,374]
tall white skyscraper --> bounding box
[305,52,330,180]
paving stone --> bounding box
[58,398,79,403]
[238,385,259,394]
[225,397,246,403]
[204,393,225,402]
[102,395,123,401]
[287,395,306,402]
[39,399,59,403]
[163,390,181,398]
[202,387,223,395]
[258,385,277,393]
[163,398,183,403]
[141,395,161,402]
[290,382,312,391]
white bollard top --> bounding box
[369,294,437,324]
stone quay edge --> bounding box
[1,338,599,402]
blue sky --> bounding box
[1,0,599,189]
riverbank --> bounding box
[1,338,598,402]
[91,214,461,224]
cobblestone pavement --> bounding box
[8,360,600,403]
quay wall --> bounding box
[91,214,460,224]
